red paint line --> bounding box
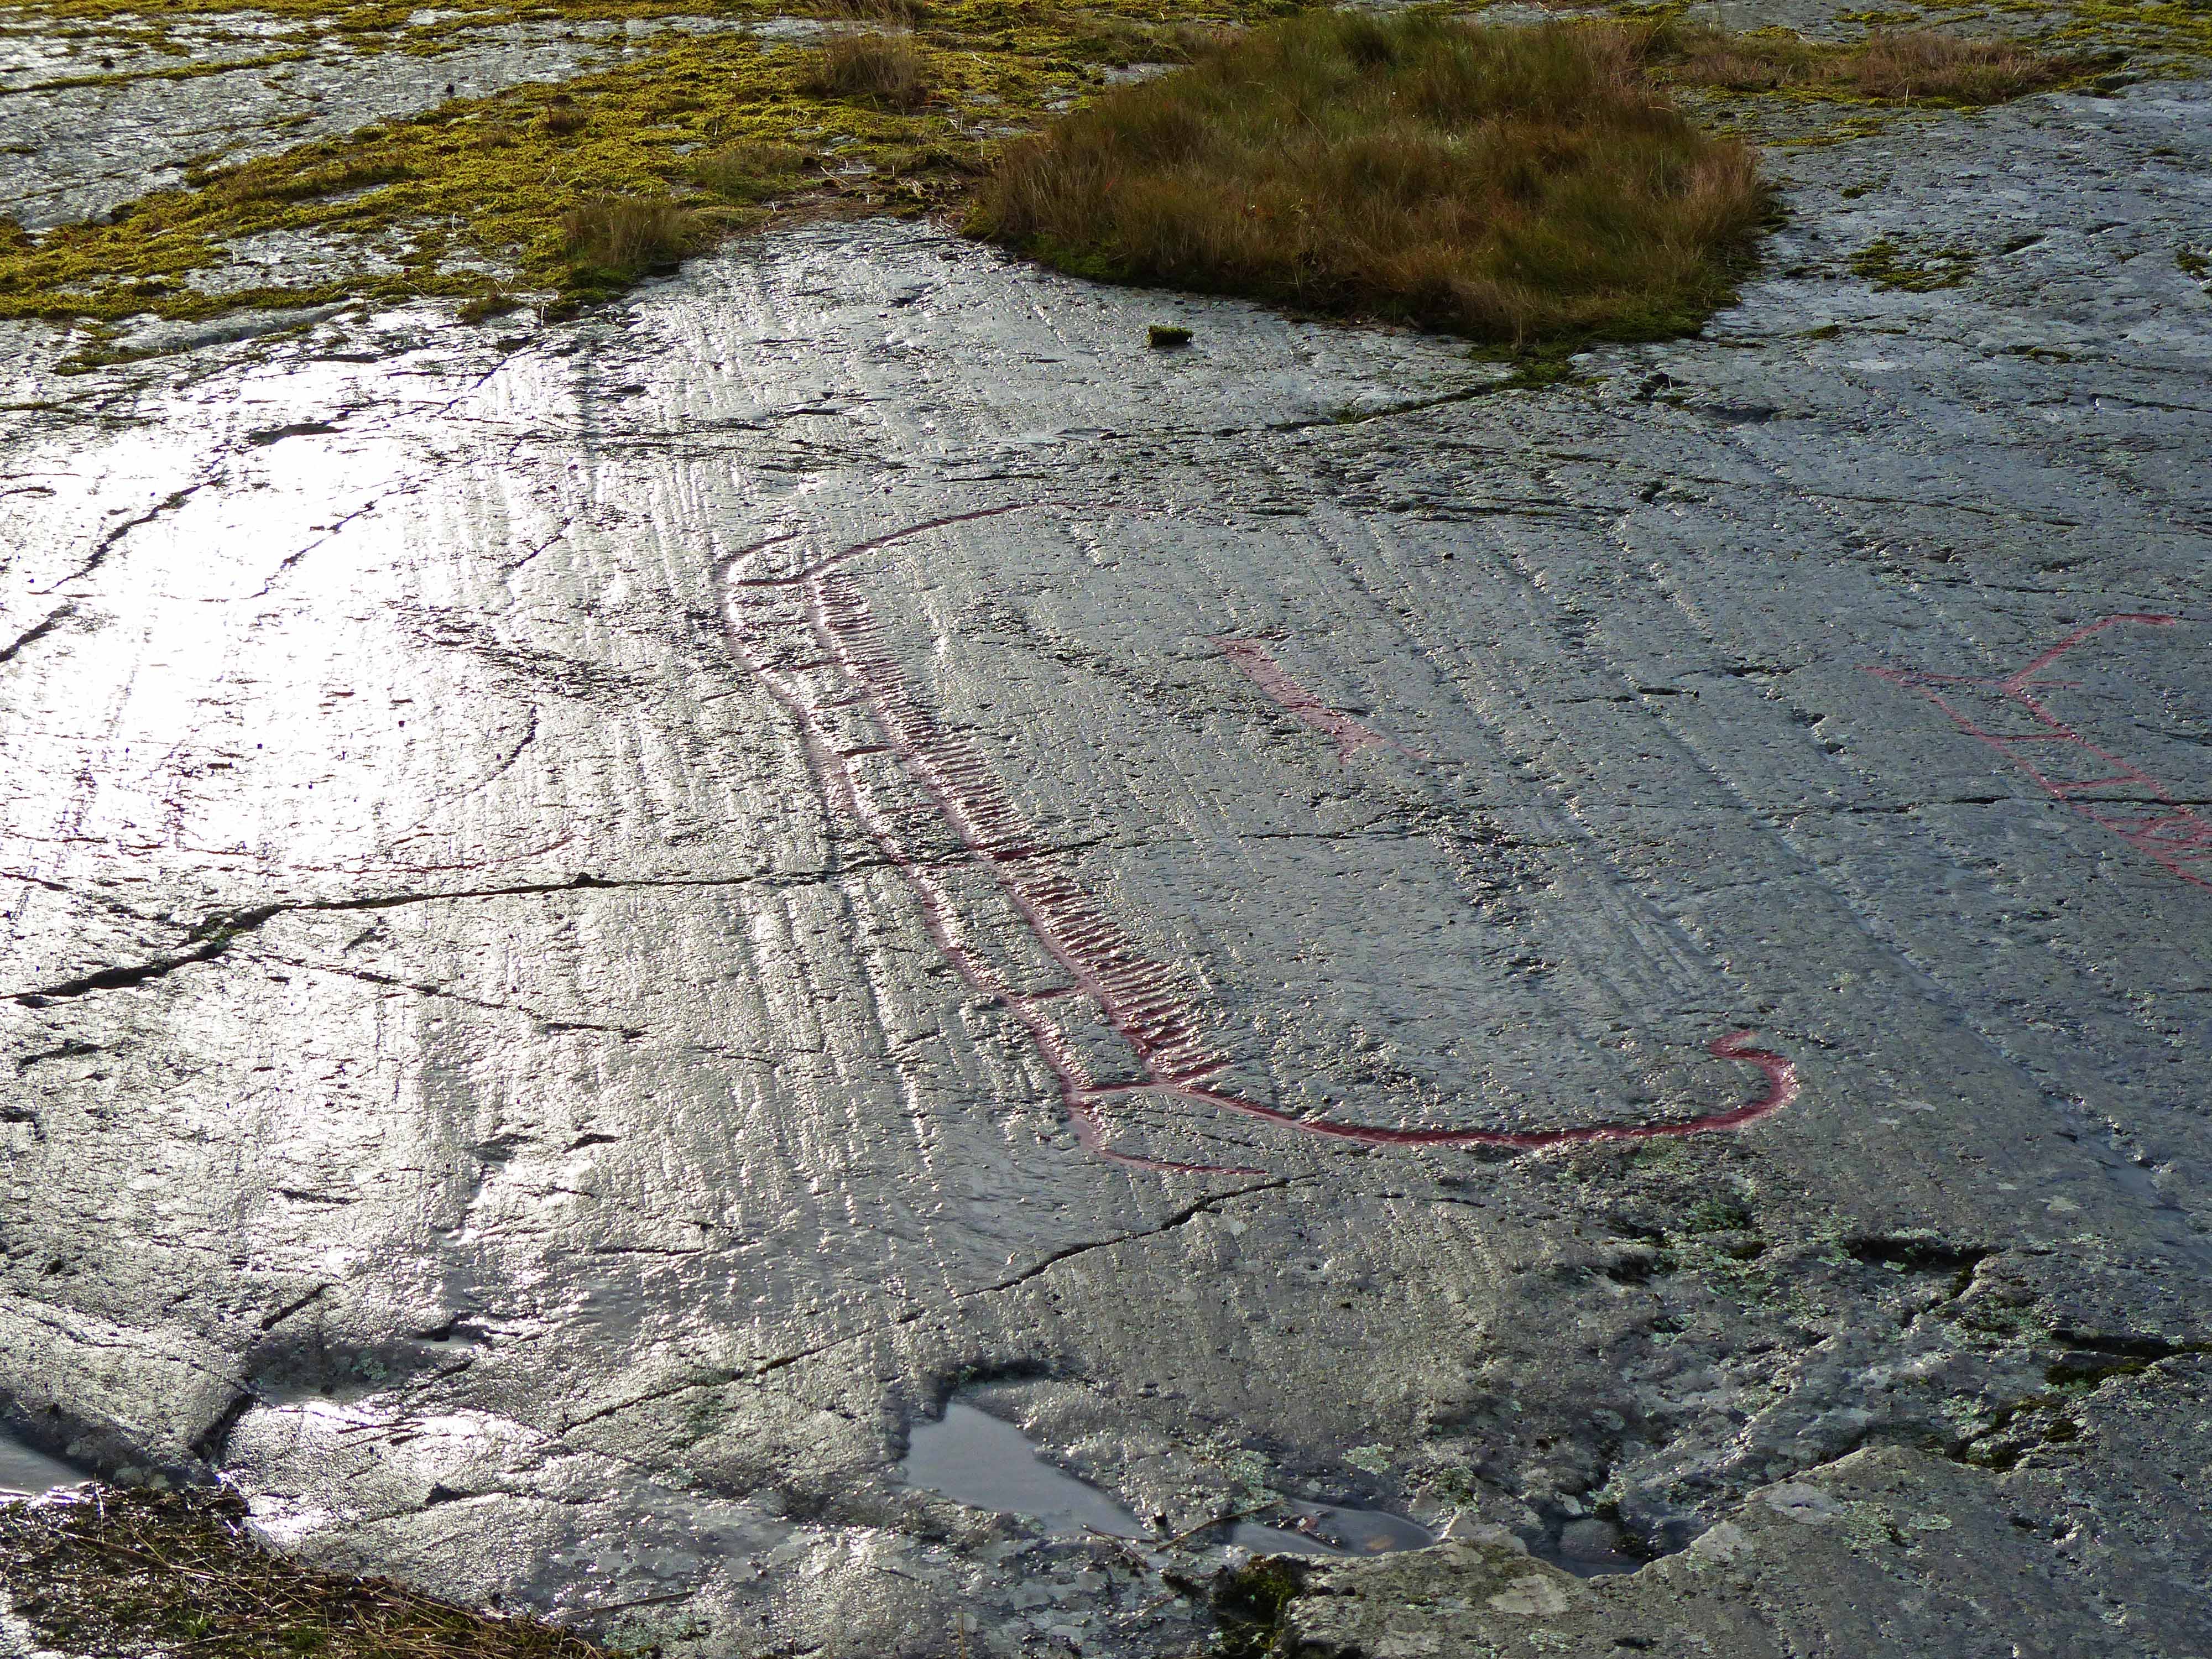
[1213,638,1396,763]
[1866,614,2208,888]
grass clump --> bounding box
[0,1486,609,1659]
[560,195,703,283]
[1845,29,2079,102]
[691,140,807,203]
[541,95,589,136]
[818,0,927,25]
[1061,13,1223,69]
[967,12,1770,347]
[1649,21,2090,106]
[800,30,933,112]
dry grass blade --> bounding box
[966,12,1771,347]
[800,32,933,112]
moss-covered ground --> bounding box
[0,0,2194,348]
[1,0,1284,327]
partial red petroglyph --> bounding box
[724,507,1796,1171]
[1865,614,2210,889]
[1214,638,1394,762]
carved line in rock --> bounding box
[1865,614,2210,889]
[721,505,1796,1172]
[1212,638,1397,763]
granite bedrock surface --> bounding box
[1,26,2209,1659]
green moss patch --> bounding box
[1211,1556,1308,1659]
[1850,234,1978,290]
[0,0,1296,329]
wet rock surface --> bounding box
[1284,1359,2212,1656]
[3,17,2210,1659]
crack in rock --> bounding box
[37,476,220,593]
[560,1175,1305,1433]
[4,833,1151,1008]
[0,604,74,666]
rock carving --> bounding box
[1866,614,2209,888]
[725,508,1797,1171]
[1212,637,1396,762]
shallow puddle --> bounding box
[902,1401,1433,1558]
[900,1401,1147,1539]
[1231,1502,1434,1557]
[0,1433,84,1497]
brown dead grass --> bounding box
[1845,29,2073,102]
[967,11,1771,346]
[1651,22,2081,105]
[820,0,928,25]
[691,140,808,202]
[541,95,588,135]
[800,30,933,112]
[0,1488,608,1659]
[554,195,706,314]
[1063,13,1225,68]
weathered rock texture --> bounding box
[1284,1360,2212,1656]
[2,12,2207,1657]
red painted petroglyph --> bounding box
[1214,638,1394,762]
[723,508,1796,1171]
[1866,614,2210,888]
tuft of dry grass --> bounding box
[1844,28,2073,102]
[966,12,1771,346]
[0,1487,609,1659]
[1063,13,1224,69]
[819,0,928,26]
[551,194,706,316]
[800,30,933,111]
[1642,23,1820,91]
[1648,21,2082,105]
[691,140,808,202]
[540,94,588,135]
[559,195,703,280]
